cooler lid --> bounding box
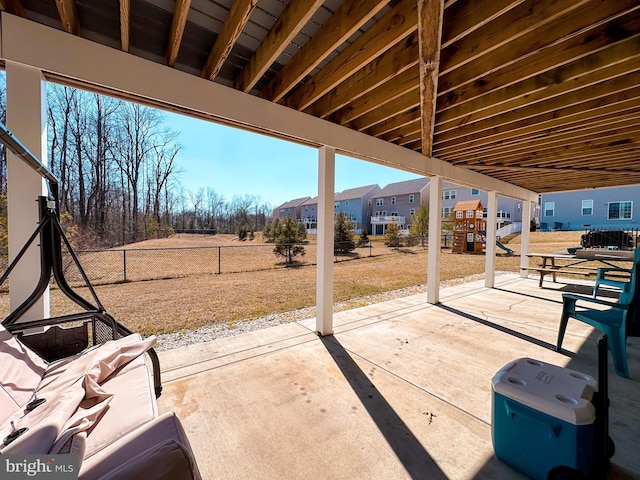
[492,358,597,425]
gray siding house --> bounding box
[540,185,640,231]
[371,178,430,235]
[273,197,311,221]
[334,185,381,234]
[299,185,381,234]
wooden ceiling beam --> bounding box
[444,115,640,163]
[328,66,419,125]
[166,0,191,67]
[435,70,640,147]
[458,125,640,166]
[365,107,420,137]
[466,164,640,177]
[119,0,130,52]
[439,1,640,100]
[0,0,25,17]
[437,35,640,131]
[439,0,589,79]
[441,0,527,48]
[436,101,640,157]
[201,0,259,81]
[234,0,324,93]
[259,0,389,103]
[305,32,419,119]
[285,0,418,111]
[55,0,79,35]
[441,110,640,161]
[379,119,421,143]
[347,89,419,132]
[418,0,444,157]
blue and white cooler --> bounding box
[492,358,599,480]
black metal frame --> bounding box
[0,121,162,397]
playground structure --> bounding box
[452,200,514,255]
[452,200,486,254]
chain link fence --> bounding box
[0,241,377,290]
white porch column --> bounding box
[5,61,50,319]
[520,200,532,277]
[427,175,442,304]
[484,191,498,288]
[316,146,335,335]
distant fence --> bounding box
[0,242,375,290]
[0,235,459,290]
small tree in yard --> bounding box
[334,213,356,254]
[357,225,370,247]
[273,216,306,264]
[409,205,429,248]
[384,222,401,250]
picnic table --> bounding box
[523,251,634,287]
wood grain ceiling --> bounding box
[3,0,640,193]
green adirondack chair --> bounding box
[557,248,640,378]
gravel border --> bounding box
[154,272,497,351]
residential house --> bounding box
[273,197,310,221]
[334,185,381,234]
[370,178,430,235]
[298,185,381,234]
[540,185,640,231]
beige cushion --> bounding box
[79,412,201,480]
[83,357,158,458]
[0,324,48,420]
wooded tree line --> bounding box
[0,80,273,249]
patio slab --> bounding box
[158,274,639,480]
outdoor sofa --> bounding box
[0,321,201,479]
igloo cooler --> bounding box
[492,350,611,480]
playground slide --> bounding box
[479,230,514,255]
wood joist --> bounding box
[2,0,639,193]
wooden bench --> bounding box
[521,266,595,287]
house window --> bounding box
[442,207,453,217]
[471,188,480,195]
[455,211,463,219]
[334,202,340,209]
[466,210,474,218]
[442,189,457,200]
[344,201,349,206]
[376,198,383,206]
[608,201,632,220]
[410,208,415,216]
[544,202,555,217]
[581,199,593,216]
[391,196,397,205]
[409,194,415,203]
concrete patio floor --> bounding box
[157,274,639,480]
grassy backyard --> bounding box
[1,231,588,336]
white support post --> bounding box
[485,191,498,288]
[5,61,50,319]
[316,146,335,336]
[427,175,442,304]
[520,200,532,277]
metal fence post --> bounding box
[218,246,221,274]
[123,249,127,282]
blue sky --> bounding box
[165,111,424,208]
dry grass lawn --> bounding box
[1,231,592,336]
